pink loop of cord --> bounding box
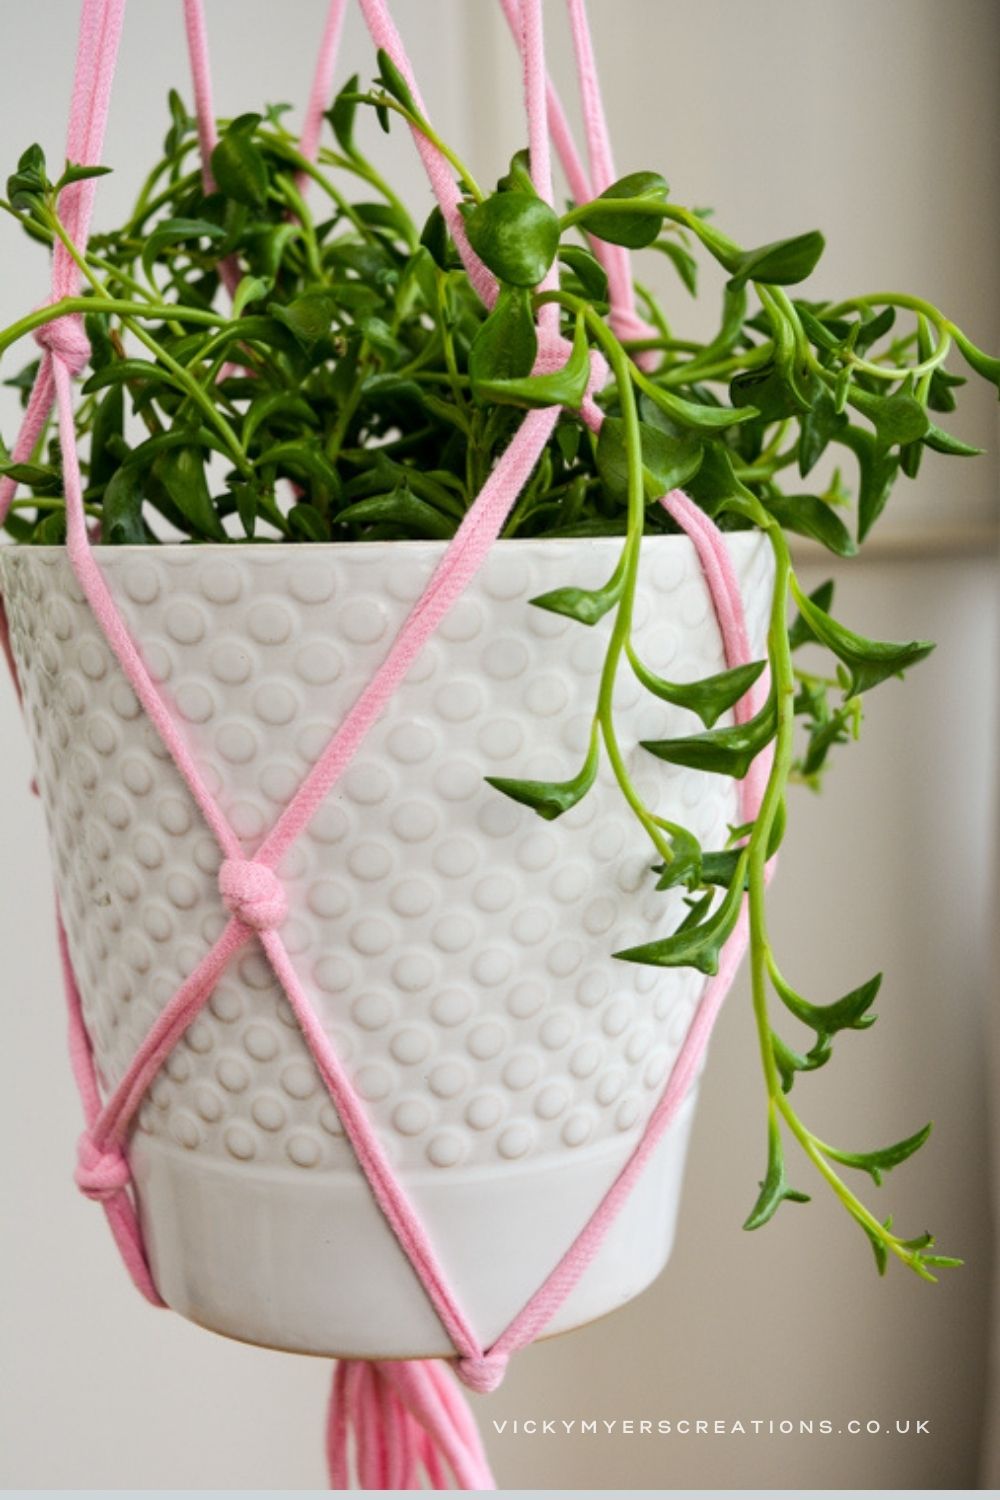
[1,0,769,1488]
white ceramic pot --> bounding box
[0,533,772,1357]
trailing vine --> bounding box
[2,54,997,1280]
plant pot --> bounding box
[0,532,772,1357]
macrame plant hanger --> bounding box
[0,0,770,1488]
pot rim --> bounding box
[0,529,763,560]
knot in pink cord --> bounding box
[75,1133,130,1201]
[219,858,288,931]
[455,1352,509,1394]
[34,312,90,375]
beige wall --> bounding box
[1,1,997,1488]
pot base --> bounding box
[134,1090,696,1359]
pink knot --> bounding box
[455,1352,509,1394]
[534,326,610,400]
[75,1133,130,1201]
[34,312,90,375]
[219,858,288,931]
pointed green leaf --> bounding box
[789,578,934,695]
[771,966,881,1062]
[327,73,360,156]
[637,376,758,432]
[762,493,856,558]
[629,654,766,729]
[530,562,624,626]
[486,732,599,822]
[376,48,419,115]
[154,444,225,540]
[743,1117,811,1230]
[596,416,703,505]
[469,286,538,392]
[824,1123,933,1187]
[642,693,776,780]
[100,464,146,544]
[788,579,834,650]
[558,245,609,304]
[210,114,267,208]
[473,312,590,409]
[614,850,748,974]
[336,488,455,539]
[728,230,825,290]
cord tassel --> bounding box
[326,1358,496,1490]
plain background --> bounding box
[1,0,998,1489]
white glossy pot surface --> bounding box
[0,534,772,1356]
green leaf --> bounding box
[462,192,561,287]
[789,579,934,695]
[770,1030,819,1092]
[848,387,929,448]
[56,161,112,190]
[210,114,268,208]
[863,1216,893,1276]
[685,441,757,517]
[731,359,809,421]
[629,656,766,729]
[824,1123,933,1187]
[743,1118,811,1230]
[154,444,226,539]
[558,245,609,304]
[530,565,624,626]
[652,238,698,296]
[642,693,776,779]
[268,291,336,349]
[951,326,1000,392]
[496,147,535,196]
[638,378,758,433]
[728,230,825,290]
[328,73,360,156]
[336,488,455,539]
[473,312,590,409]
[376,48,419,115]
[101,464,147,544]
[89,384,124,490]
[798,388,847,476]
[7,143,48,210]
[576,171,669,249]
[771,966,881,1064]
[81,358,184,398]
[231,274,272,320]
[837,425,900,541]
[141,216,226,286]
[596,417,702,504]
[419,205,451,270]
[469,286,538,392]
[614,850,748,975]
[256,440,341,506]
[762,493,857,558]
[922,423,984,458]
[485,732,599,822]
[288,502,332,541]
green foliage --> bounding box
[1,72,992,1287]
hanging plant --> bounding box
[2,48,996,1292]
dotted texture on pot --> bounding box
[1,536,773,1178]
